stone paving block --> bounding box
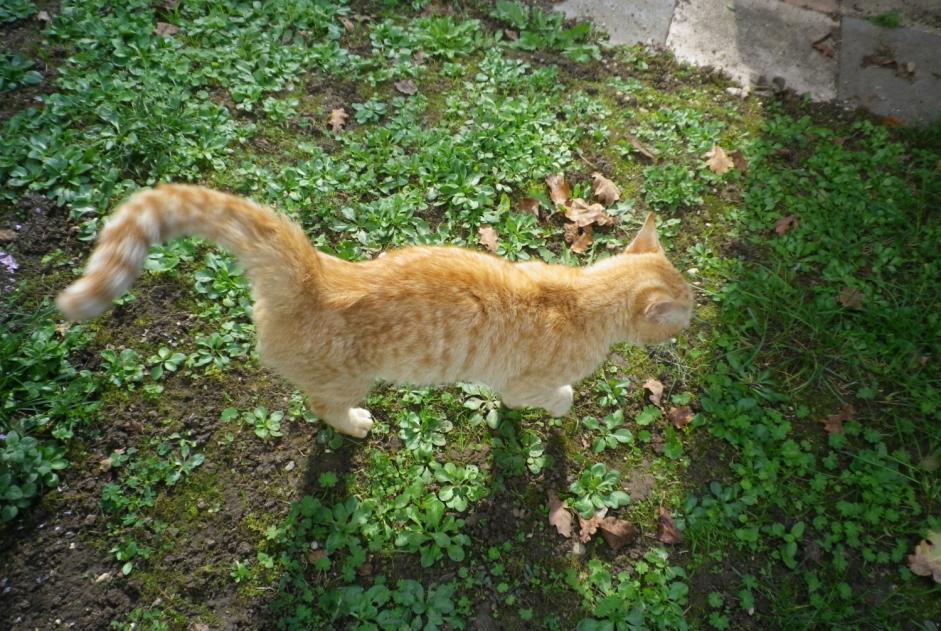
[666,0,839,100]
[838,16,941,124]
[782,0,841,15]
[555,0,677,45]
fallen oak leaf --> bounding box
[478,226,499,253]
[837,287,864,309]
[774,215,799,236]
[517,197,540,218]
[579,508,607,544]
[328,108,348,133]
[564,199,616,228]
[394,79,418,95]
[591,172,620,206]
[548,490,573,539]
[908,531,941,583]
[546,173,571,206]
[154,22,179,37]
[570,226,593,254]
[657,506,683,544]
[821,404,854,435]
[730,149,748,172]
[563,222,580,245]
[643,378,664,408]
[668,406,695,429]
[882,115,905,128]
[625,135,658,161]
[598,516,638,551]
[704,145,734,175]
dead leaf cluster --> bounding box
[862,46,916,80]
[328,108,348,133]
[774,215,799,236]
[643,378,664,407]
[546,492,637,551]
[820,403,854,435]
[837,286,864,310]
[657,507,683,544]
[546,172,622,255]
[478,226,499,253]
[908,531,941,583]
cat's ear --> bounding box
[625,213,663,254]
[644,299,690,328]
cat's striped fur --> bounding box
[58,184,692,437]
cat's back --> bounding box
[353,246,530,301]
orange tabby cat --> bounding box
[57,184,692,437]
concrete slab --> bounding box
[554,0,677,45]
[838,16,941,124]
[666,0,839,99]
[842,0,941,34]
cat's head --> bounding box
[621,213,693,344]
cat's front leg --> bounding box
[306,389,374,438]
[545,384,574,417]
[501,381,574,418]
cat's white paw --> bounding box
[546,385,574,417]
[343,407,374,438]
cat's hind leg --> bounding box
[501,379,574,417]
[304,381,374,438]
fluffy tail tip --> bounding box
[56,278,109,321]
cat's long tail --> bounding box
[57,184,320,321]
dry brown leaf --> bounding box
[591,172,620,206]
[774,215,799,236]
[505,29,519,41]
[394,79,418,95]
[564,199,616,228]
[579,508,608,544]
[308,549,326,564]
[413,50,427,65]
[339,16,355,31]
[657,507,683,544]
[55,322,71,337]
[154,22,179,37]
[908,531,941,583]
[643,378,664,408]
[821,404,854,435]
[546,173,571,206]
[328,108,348,133]
[548,490,573,539]
[882,115,906,128]
[812,32,835,58]
[837,287,864,310]
[0,229,16,242]
[563,222,579,245]
[570,226,593,254]
[478,226,499,253]
[36,10,51,22]
[668,406,695,429]
[704,145,734,175]
[98,457,113,473]
[730,149,748,172]
[598,517,638,551]
[517,197,540,218]
[625,135,657,161]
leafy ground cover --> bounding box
[1,1,939,629]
